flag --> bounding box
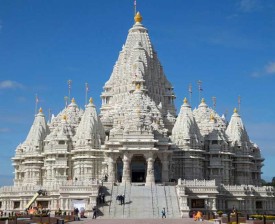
[188,84,192,93]
[85,83,89,92]
[35,95,39,103]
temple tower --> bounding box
[100,12,176,134]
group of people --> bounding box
[73,207,80,221]
[116,194,125,205]
[97,193,106,204]
[193,210,203,221]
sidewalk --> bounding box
[69,217,212,224]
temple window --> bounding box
[212,140,218,145]
[14,201,20,209]
[59,141,65,145]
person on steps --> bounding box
[161,208,166,218]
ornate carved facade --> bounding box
[0,12,273,217]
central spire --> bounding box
[100,7,176,133]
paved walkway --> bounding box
[69,218,213,224]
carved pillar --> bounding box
[145,155,155,186]
[212,198,217,211]
[162,159,169,182]
[108,156,115,182]
[66,198,69,210]
[122,153,131,184]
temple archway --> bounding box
[131,155,146,182]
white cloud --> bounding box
[265,62,275,74]
[238,0,260,12]
[0,80,24,90]
[251,61,275,77]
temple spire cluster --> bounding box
[11,11,263,188]
[2,11,269,218]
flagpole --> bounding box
[212,96,216,110]
[64,96,68,108]
[134,0,137,16]
[68,80,72,101]
[197,80,202,103]
[238,95,241,113]
[188,83,192,107]
[85,82,89,106]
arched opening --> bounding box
[154,157,162,182]
[131,155,146,182]
[116,157,123,183]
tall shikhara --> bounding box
[100,12,176,133]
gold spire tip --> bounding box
[71,98,75,103]
[136,83,141,90]
[210,113,215,121]
[201,98,205,103]
[183,97,188,104]
[134,12,142,23]
[89,97,93,104]
[39,107,43,113]
[234,108,238,113]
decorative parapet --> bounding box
[0,179,100,196]
[179,178,216,187]
[177,179,219,195]
[219,184,275,197]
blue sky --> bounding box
[0,0,274,186]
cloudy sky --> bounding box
[0,0,275,186]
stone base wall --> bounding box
[0,180,100,218]
[177,179,275,215]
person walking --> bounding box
[122,194,125,204]
[161,208,166,218]
[92,207,97,219]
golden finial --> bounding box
[63,114,67,120]
[234,108,238,113]
[89,97,93,104]
[71,98,75,103]
[39,107,43,113]
[136,83,141,90]
[134,12,142,23]
[183,97,188,104]
[201,98,205,103]
[210,113,215,121]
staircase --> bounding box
[98,183,181,219]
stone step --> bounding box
[99,183,181,219]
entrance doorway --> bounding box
[154,157,162,182]
[116,157,123,182]
[131,155,146,182]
